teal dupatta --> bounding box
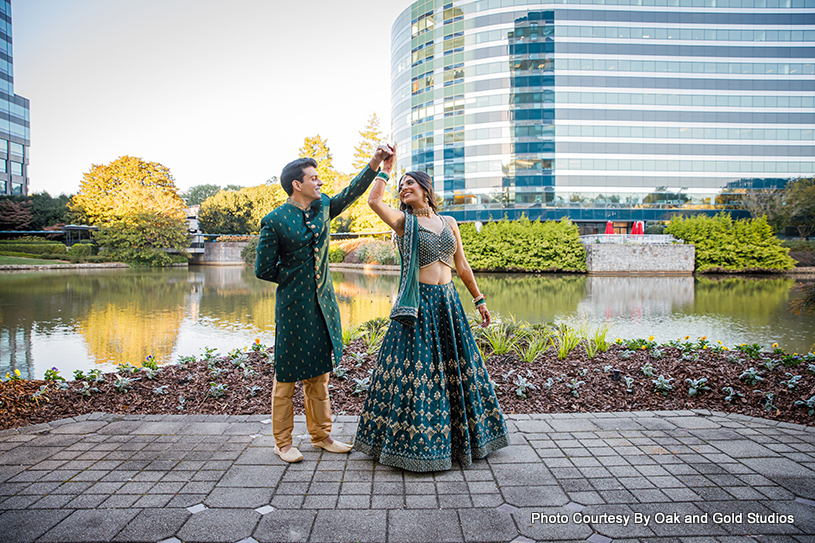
[389,213,420,327]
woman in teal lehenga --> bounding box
[352,156,509,472]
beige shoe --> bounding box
[273,446,303,463]
[313,439,352,454]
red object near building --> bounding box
[605,221,614,234]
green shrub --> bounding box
[241,237,259,265]
[94,212,189,267]
[0,249,117,264]
[0,251,73,261]
[665,213,796,272]
[328,245,346,263]
[80,255,117,263]
[0,250,58,259]
[781,240,815,252]
[0,241,68,254]
[459,216,587,272]
[69,242,98,256]
[355,241,398,265]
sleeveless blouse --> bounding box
[417,216,456,269]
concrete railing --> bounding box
[580,234,682,245]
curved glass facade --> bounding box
[390,0,815,230]
[0,0,29,196]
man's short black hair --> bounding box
[280,158,318,196]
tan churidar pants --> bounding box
[271,372,331,448]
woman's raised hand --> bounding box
[381,144,396,174]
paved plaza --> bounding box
[0,411,813,543]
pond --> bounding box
[1,266,812,380]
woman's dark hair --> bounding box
[398,171,438,214]
[280,157,318,196]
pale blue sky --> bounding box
[12,0,410,195]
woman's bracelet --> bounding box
[473,294,486,307]
[375,171,390,183]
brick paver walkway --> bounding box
[0,411,813,542]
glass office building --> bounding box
[0,0,29,196]
[391,0,815,232]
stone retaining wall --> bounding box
[584,243,695,275]
[189,242,250,266]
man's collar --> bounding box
[286,197,321,212]
[285,198,309,211]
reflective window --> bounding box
[392,0,815,217]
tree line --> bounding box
[0,114,393,265]
[1,111,812,266]
[195,113,393,234]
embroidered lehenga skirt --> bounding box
[353,282,510,472]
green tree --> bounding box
[198,190,255,234]
[29,192,71,230]
[183,184,221,206]
[69,156,185,225]
[786,177,815,237]
[94,211,189,266]
[196,184,288,235]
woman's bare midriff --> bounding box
[418,261,453,285]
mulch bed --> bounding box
[2,342,813,431]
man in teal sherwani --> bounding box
[255,144,393,463]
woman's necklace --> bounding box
[412,206,433,217]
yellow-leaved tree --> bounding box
[347,113,393,233]
[298,135,352,232]
[243,184,288,229]
[298,135,344,197]
[198,184,288,234]
[70,155,185,224]
[70,156,189,266]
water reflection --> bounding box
[455,273,587,323]
[579,276,695,318]
[0,267,812,379]
[75,271,188,367]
